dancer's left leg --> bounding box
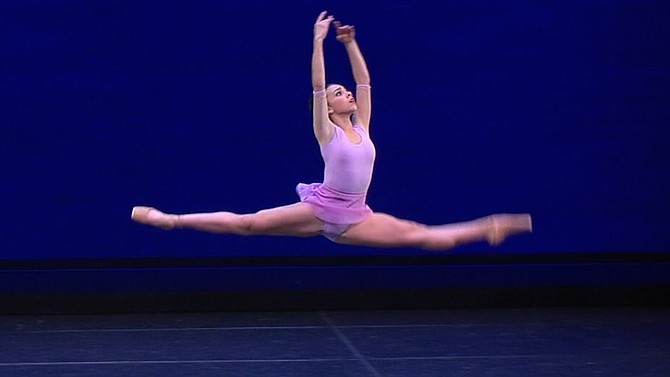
[336,213,532,250]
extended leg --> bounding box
[337,213,532,250]
[131,203,324,237]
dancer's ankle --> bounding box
[173,214,183,229]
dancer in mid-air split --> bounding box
[132,11,532,250]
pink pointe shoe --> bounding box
[131,206,180,230]
[487,214,533,246]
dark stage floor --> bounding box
[1,307,668,376]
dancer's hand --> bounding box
[314,11,334,41]
[334,21,355,43]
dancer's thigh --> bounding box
[246,202,324,237]
[336,213,427,248]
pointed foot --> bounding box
[131,206,179,230]
[486,213,532,246]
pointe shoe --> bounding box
[131,206,179,230]
[487,214,532,246]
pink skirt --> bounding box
[296,183,372,225]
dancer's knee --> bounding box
[394,222,442,249]
[237,214,258,235]
[410,225,456,251]
[421,238,456,251]
[242,210,276,235]
[408,228,436,250]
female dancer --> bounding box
[131,11,532,250]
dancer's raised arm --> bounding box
[312,11,335,144]
[334,20,371,130]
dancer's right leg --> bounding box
[131,203,324,237]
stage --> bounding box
[2,307,668,376]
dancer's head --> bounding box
[325,83,357,115]
[309,83,357,117]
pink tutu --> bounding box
[296,183,372,225]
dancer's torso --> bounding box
[321,125,376,194]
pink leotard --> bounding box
[322,124,376,194]
[296,124,376,240]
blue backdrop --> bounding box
[2,0,668,261]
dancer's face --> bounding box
[326,84,357,114]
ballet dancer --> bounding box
[131,11,532,250]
